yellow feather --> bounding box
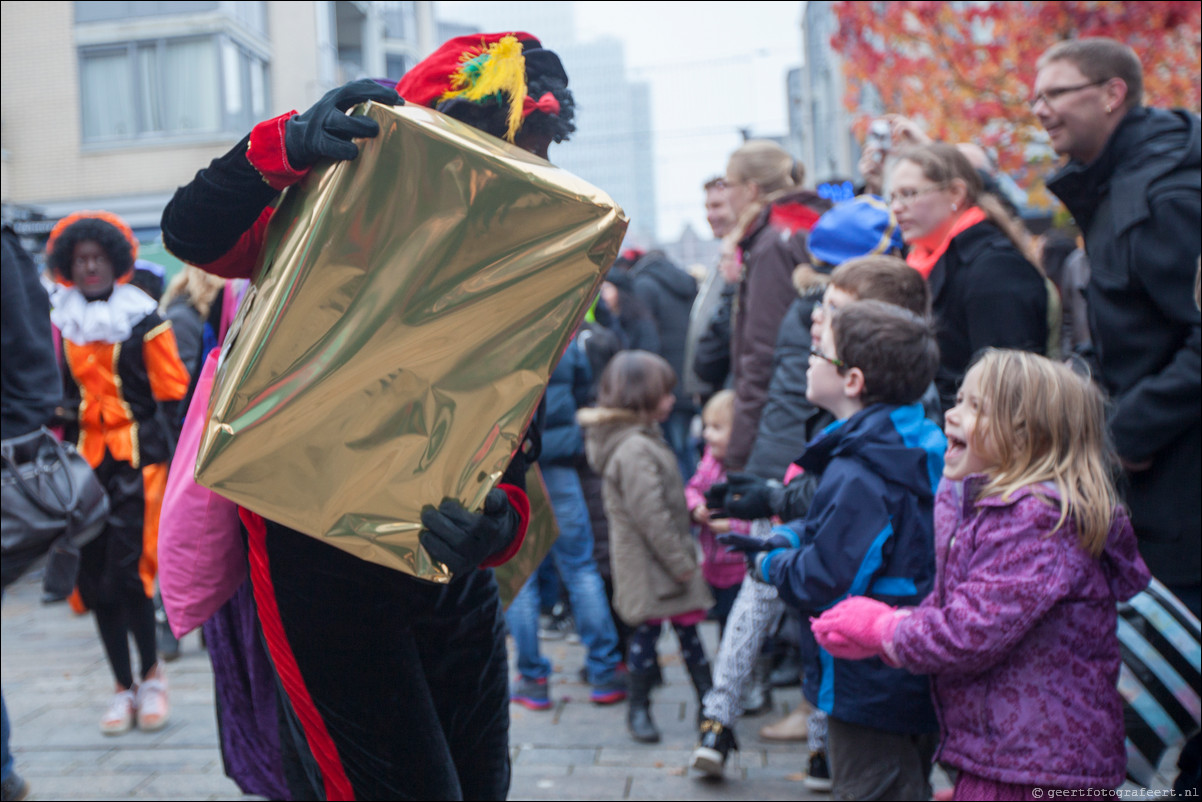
[439,35,528,141]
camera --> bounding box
[868,119,892,161]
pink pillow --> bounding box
[158,350,245,637]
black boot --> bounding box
[686,661,713,727]
[627,671,661,744]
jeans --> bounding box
[662,409,697,480]
[2,592,10,785]
[506,464,621,686]
[1,689,10,786]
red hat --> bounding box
[397,31,568,142]
[397,32,538,108]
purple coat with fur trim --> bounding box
[888,476,1150,789]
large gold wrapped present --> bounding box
[196,100,626,582]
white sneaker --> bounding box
[99,689,137,735]
[136,668,170,731]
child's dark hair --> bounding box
[830,255,930,317]
[47,217,134,280]
[439,71,576,144]
[832,300,939,407]
[597,350,675,415]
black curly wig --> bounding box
[437,71,576,145]
[48,217,134,281]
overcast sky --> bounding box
[436,1,805,244]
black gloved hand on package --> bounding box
[284,79,402,168]
[420,488,521,576]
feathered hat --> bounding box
[396,32,568,143]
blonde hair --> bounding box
[969,349,1120,557]
[727,140,801,195]
[702,389,735,424]
[160,264,226,319]
[727,140,804,238]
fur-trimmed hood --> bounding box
[576,407,660,475]
[792,263,830,298]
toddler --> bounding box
[684,389,747,633]
[814,349,1151,800]
[578,351,714,744]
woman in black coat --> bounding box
[890,143,1054,410]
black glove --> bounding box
[718,531,797,583]
[722,472,786,520]
[420,488,521,576]
[717,532,794,555]
[284,79,402,168]
[704,481,729,517]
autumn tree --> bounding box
[831,0,1201,190]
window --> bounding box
[80,35,268,143]
[382,1,416,40]
[74,1,220,24]
[386,54,408,80]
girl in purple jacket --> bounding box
[812,349,1150,800]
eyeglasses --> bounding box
[1028,79,1107,110]
[809,345,845,369]
[887,184,945,208]
[813,300,839,320]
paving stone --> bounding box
[513,746,600,766]
[4,568,862,801]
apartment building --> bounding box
[1,1,435,245]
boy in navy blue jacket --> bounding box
[723,299,945,800]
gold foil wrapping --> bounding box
[196,100,625,582]
[496,466,560,610]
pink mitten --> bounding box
[811,596,899,660]
[812,629,879,660]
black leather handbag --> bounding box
[1,427,109,591]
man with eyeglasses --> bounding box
[1035,38,1201,623]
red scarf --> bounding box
[906,206,987,279]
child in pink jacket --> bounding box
[685,390,747,633]
[813,350,1150,800]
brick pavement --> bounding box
[3,566,839,801]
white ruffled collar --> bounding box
[51,283,158,344]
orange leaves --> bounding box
[830,1,1201,180]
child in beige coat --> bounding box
[579,351,713,744]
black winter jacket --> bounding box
[929,221,1048,411]
[1047,106,1201,586]
[630,251,697,411]
[693,282,735,391]
[1,227,60,439]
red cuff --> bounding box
[480,484,529,567]
[247,111,308,190]
[190,207,274,279]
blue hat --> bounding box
[807,195,903,268]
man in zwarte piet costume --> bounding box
[162,32,581,801]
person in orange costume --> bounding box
[46,212,190,736]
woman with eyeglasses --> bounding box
[889,142,1055,411]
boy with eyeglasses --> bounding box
[721,299,945,800]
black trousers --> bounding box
[245,514,511,801]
